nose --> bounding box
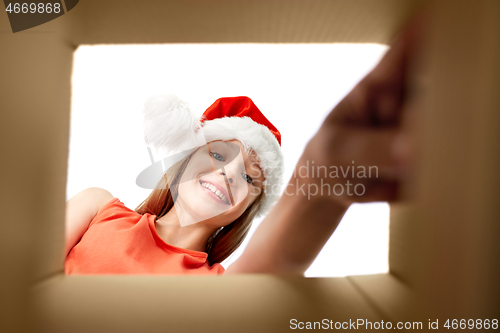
[219,168,237,206]
[220,170,234,184]
[220,163,240,186]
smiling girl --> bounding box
[64,96,284,275]
[64,17,420,275]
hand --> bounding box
[296,14,426,208]
[228,14,427,275]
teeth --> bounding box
[201,181,228,203]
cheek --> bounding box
[248,185,262,198]
[182,155,213,179]
[230,183,256,206]
[233,184,248,196]
[176,179,197,199]
[240,187,261,209]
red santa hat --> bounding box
[142,94,284,218]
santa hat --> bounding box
[140,94,284,218]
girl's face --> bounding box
[174,140,264,228]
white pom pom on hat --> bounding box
[139,94,284,218]
[143,94,205,155]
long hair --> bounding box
[135,149,264,266]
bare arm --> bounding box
[225,181,349,275]
[225,15,424,275]
[64,187,115,258]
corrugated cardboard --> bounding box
[1,1,498,332]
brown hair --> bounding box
[135,149,264,266]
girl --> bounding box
[65,96,285,275]
[65,18,419,275]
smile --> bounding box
[199,180,231,205]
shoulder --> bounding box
[69,187,115,214]
[64,188,116,257]
[73,187,114,201]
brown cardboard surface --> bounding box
[2,0,499,332]
[66,0,423,44]
[347,274,430,324]
[0,10,73,333]
[33,275,382,333]
[388,0,500,320]
[420,0,500,319]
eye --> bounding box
[210,151,225,162]
[241,173,254,185]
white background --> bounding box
[68,43,389,277]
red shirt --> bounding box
[65,198,225,275]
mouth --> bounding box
[199,180,231,205]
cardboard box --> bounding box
[1,1,498,332]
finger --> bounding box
[370,10,428,86]
[323,178,399,205]
[326,81,404,127]
[324,81,371,126]
[312,124,402,181]
[325,11,428,128]
[349,178,400,203]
